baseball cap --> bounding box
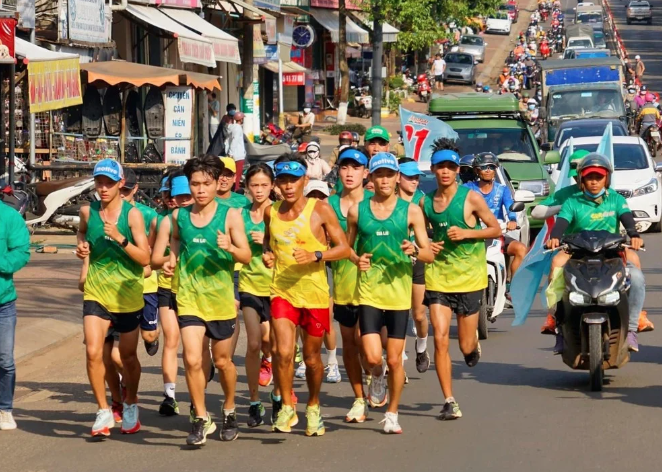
[304,180,330,197]
[159,176,170,192]
[93,159,123,182]
[365,125,390,142]
[338,148,368,167]
[274,160,307,178]
[369,152,399,173]
[121,167,138,189]
[170,175,191,197]
[431,149,461,166]
[220,157,237,174]
[581,166,608,177]
[568,149,590,178]
[399,161,424,177]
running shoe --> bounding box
[111,401,123,423]
[464,342,481,367]
[159,394,179,417]
[121,403,141,434]
[221,411,239,441]
[91,408,115,438]
[272,405,298,433]
[295,361,306,379]
[380,412,402,434]
[259,357,273,387]
[368,359,388,408]
[0,410,17,431]
[294,343,303,364]
[144,339,159,356]
[627,331,639,352]
[186,415,216,447]
[270,391,282,425]
[345,398,368,423]
[326,363,341,383]
[553,333,564,355]
[247,403,265,428]
[541,313,556,335]
[638,311,655,333]
[439,401,462,420]
[415,339,431,373]
[404,371,409,385]
[305,405,325,437]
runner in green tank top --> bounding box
[420,146,500,422]
[163,155,250,446]
[76,159,151,438]
[346,152,434,434]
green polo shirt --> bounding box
[558,190,631,235]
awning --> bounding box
[262,61,306,74]
[352,13,399,43]
[224,0,276,20]
[160,8,241,64]
[124,4,216,68]
[309,8,369,44]
[280,6,309,16]
[81,61,221,91]
[15,38,79,62]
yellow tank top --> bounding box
[269,198,329,308]
[157,270,172,291]
[143,271,158,294]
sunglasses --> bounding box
[275,161,306,177]
[478,165,497,171]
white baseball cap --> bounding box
[304,180,330,197]
[635,55,641,60]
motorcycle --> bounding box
[644,123,661,157]
[540,40,551,59]
[416,73,432,104]
[551,231,633,391]
[540,8,549,21]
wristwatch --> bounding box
[120,238,129,248]
[412,245,420,258]
[314,251,323,262]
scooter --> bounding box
[551,231,632,391]
[540,40,551,59]
[416,74,432,104]
[643,123,661,157]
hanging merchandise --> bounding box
[102,86,121,136]
[124,89,142,163]
[142,142,162,164]
[144,86,165,139]
[82,87,103,138]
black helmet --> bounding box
[459,154,476,183]
[473,152,499,168]
[460,154,476,168]
[351,131,360,143]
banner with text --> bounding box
[164,86,193,165]
[399,106,458,162]
[27,58,83,113]
[68,0,108,43]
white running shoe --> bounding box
[345,398,368,423]
[380,412,402,434]
[295,361,306,379]
[91,408,115,437]
[326,363,341,383]
[0,410,17,430]
[368,358,388,408]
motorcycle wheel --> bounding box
[651,140,657,158]
[588,323,604,392]
[478,278,494,340]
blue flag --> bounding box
[596,121,614,168]
[399,106,458,162]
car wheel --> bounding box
[649,220,662,233]
[648,18,652,24]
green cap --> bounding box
[365,125,390,142]
[568,149,590,178]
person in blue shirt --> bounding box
[463,152,527,279]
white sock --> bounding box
[265,356,272,362]
[164,383,176,399]
[327,348,338,365]
[416,336,428,353]
[445,396,456,404]
[223,408,235,417]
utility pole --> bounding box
[337,0,349,125]
[242,0,255,141]
[371,0,383,126]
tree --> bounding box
[337,0,350,125]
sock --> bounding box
[164,383,176,399]
[250,401,261,406]
[266,356,272,362]
[272,394,282,402]
[445,396,456,404]
[416,336,428,353]
[223,408,235,417]
[327,348,338,365]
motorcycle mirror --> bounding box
[544,150,561,164]
[513,189,536,204]
[655,162,662,173]
[509,201,526,212]
[541,142,552,152]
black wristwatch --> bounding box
[119,238,129,248]
[314,251,323,262]
[412,245,420,258]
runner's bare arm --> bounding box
[163,209,180,276]
[448,191,501,241]
[317,200,351,262]
[151,216,172,269]
[407,204,435,264]
[224,208,252,265]
[346,202,361,265]
[78,256,89,292]
[148,216,158,249]
[76,205,91,259]
[262,205,275,268]
[125,207,151,266]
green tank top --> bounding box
[423,185,487,293]
[412,189,425,205]
[176,202,236,321]
[134,201,158,293]
[156,210,172,290]
[356,197,412,310]
[328,190,373,306]
[84,200,144,313]
[238,207,272,297]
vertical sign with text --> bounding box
[164,86,193,165]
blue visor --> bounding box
[431,150,461,166]
[338,149,368,167]
[275,161,306,178]
[170,176,191,197]
[399,161,424,177]
[159,176,170,192]
[369,152,399,173]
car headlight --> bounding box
[569,291,591,306]
[518,179,550,197]
[632,178,658,197]
[597,291,620,306]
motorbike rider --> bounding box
[634,85,648,110]
[459,154,476,184]
[498,67,510,86]
[330,130,354,166]
[505,51,516,66]
[482,85,492,94]
[463,153,527,285]
[519,92,530,112]
[351,132,360,148]
[525,98,539,123]
[637,93,661,138]
[475,82,484,93]
[292,103,315,141]
[545,153,647,351]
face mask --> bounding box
[303,108,311,114]
[528,104,536,110]
[584,188,606,199]
[229,110,236,116]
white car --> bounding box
[554,136,662,232]
[485,12,512,34]
[576,2,595,7]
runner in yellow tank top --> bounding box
[75,159,151,438]
[263,155,350,436]
[346,152,434,434]
[420,147,500,422]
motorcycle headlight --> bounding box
[597,291,620,306]
[518,179,550,197]
[632,178,658,198]
[569,291,591,306]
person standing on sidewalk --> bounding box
[635,55,646,85]
[225,112,247,191]
[431,53,446,91]
[0,203,30,431]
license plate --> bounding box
[421,90,428,96]
[636,16,644,19]
[651,131,660,137]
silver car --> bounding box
[458,35,487,63]
[442,52,477,85]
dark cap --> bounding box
[122,167,138,190]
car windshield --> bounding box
[548,89,625,119]
[561,143,649,170]
[500,4,516,10]
[554,123,626,148]
[630,2,650,7]
[568,39,592,48]
[461,36,483,46]
[577,12,602,22]
[445,54,473,64]
[491,12,509,19]
[452,127,537,161]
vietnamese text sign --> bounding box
[28,58,83,113]
[0,18,16,58]
[164,86,193,164]
[165,140,192,165]
[283,73,305,86]
[68,0,108,43]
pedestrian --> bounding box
[208,93,220,141]
[0,200,30,431]
[431,53,446,91]
[635,55,645,84]
[221,103,236,133]
[225,112,247,191]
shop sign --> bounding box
[264,19,277,45]
[255,0,280,12]
[164,86,193,164]
[278,15,294,45]
[27,58,83,113]
[310,0,361,9]
[127,0,201,7]
[283,72,304,86]
[17,0,35,29]
[0,18,16,58]
[253,24,268,64]
[68,0,108,43]
[178,38,215,67]
[280,0,309,6]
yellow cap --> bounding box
[220,157,237,174]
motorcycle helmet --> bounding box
[645,93,655,103]
[417,73,428,83]
[459,154,476,183]
[567,149,591,178]
[483,85,491,93]
[577,152,613,189]
[502,66,509,74]
[351,131,360,145]
[473,152,500,169]
[339,130,353,144]
[297,142,308,154]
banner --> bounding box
[17,0,35,29]
[283,72,305,86]
[399,106,459,162]
[27,58,83,113]
[164,86,193,165]
[0,18,16,59]
[68,0,108,43]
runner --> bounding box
[76,159,151,437]
[163,155,251,446]
[328,148,372,422]
[396,158,430,374]
[364,126,390,158]
[346,152,435,434]
[421,147,501,421]
[239,163,275,428]
[119,167,160,356]
[262,154,351,436]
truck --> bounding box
[538,57,626,145]
[574,4,605,31]
[564,24,595,50]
